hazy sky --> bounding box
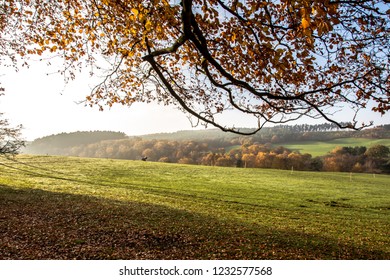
[1,58,389,141]
[0,58,202,141]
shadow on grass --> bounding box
[0,185,388,260]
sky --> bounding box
[0,58,201,141]
[1,57,389,141]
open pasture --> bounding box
[278,137,390,156]
[0,155,389,259]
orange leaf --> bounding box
[301,17,310,29]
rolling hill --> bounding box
[278,138,390,157]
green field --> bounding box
[1,155,389,259]
[278,137,390,157]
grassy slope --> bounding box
[278,138,390,156]
[0,155,389,259]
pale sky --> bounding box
[1,58,389,141]
[0,58,201,141]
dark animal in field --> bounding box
[141,156,148,161]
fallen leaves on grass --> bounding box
[0,186,388,259]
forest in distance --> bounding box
[24,123,390,174]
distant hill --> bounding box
[139,128,237,141]
[22,124,390,173]
[24,124,390,155]
[139,123,390,143]
[24,131,127,155]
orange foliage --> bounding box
[2,0,389,134]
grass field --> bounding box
[278,138,390,157]
[0,155,389,259]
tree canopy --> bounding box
[2,0,390,134]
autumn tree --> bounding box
[0,114,25,156]
[214,154,234,166]
[364,144,390,173]
[2,0,390,134]
[0,90,25,156]
[365,144,390,159]
[323,145,369,172]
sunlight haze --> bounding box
[1,60,199,140]
[1,59,388,141]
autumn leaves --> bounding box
[2,0,389,134]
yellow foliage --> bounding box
[131,8,139,18]
[231,32,236,42]
[3,0,388,133]
[145,20,152,31]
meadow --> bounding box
[0,155,389,259]
[278,137,390,156]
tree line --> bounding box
[141,124,390,145]
[25,132,390,174]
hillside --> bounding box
[24,124,390,156]
[279,138,390,157]
[139,124,390,142]
[1,155,389,259]
[24,130,127,155]
[22,124,390,174]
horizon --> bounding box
[24,121,390,144]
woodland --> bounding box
[25,124,390,173]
